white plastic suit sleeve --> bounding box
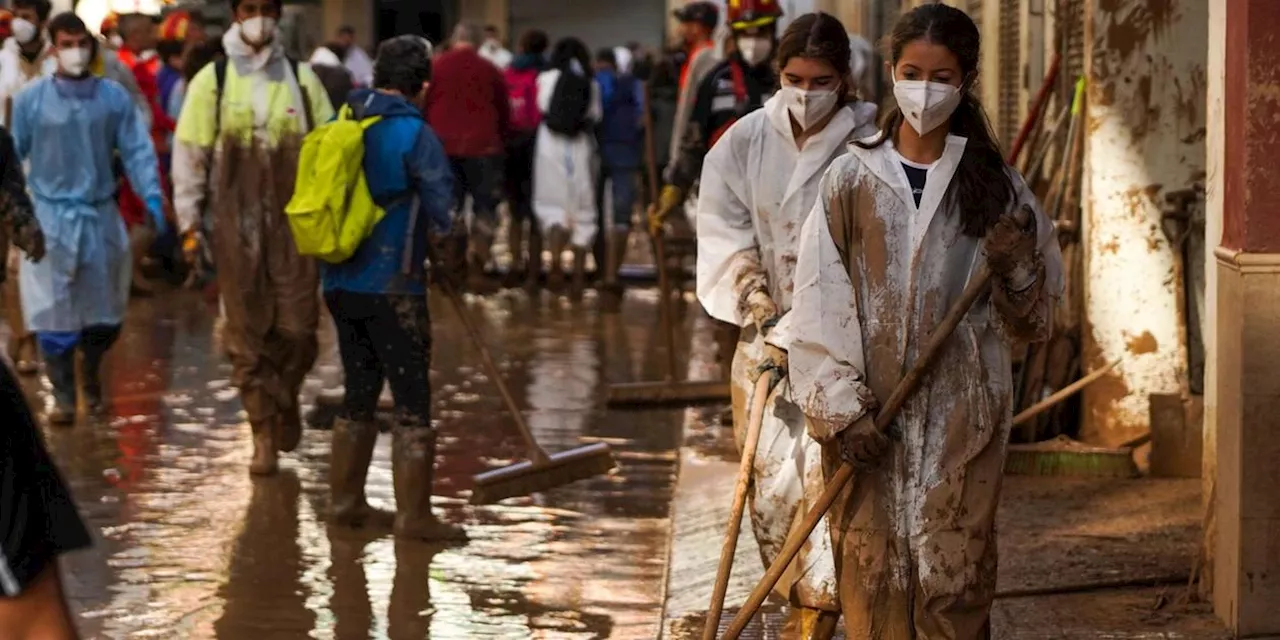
[171,138,210,235]
[776,174,878,443]
[694,126,768,327]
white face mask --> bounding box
[737,36,772,66]
[11,18,37,45]
[780,85,840,131]
[57,47,91,76]
[892,72,963,135]
[108,33,123,49]
[239,16,277,47]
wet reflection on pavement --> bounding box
[27,287,714,639]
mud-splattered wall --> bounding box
[1081,0,1206,446]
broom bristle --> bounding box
[1005,436,1137,478]
[470,444,617,505]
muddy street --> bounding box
[21,287,717,639]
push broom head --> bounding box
[1004,435,1138,478]
[470,442,618,505]
[606,380,731,408]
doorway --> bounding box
[376,0,458,44]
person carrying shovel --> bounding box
[767,4,1062,637]
[694,12,878,638]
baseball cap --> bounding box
[673,2,719,29]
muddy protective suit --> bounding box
[172,26,334,453]
[770,136,1062,638]
[695,97,878,611]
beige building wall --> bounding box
[320,1,374,50]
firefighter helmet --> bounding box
[159,11,192,42]
[101,12,120,36]
[727,0,783,32]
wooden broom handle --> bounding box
[722,205,1034,638]
[642,81,680,381]
[431,250,550,463]
[703,372,775,640]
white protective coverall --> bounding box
[532,67,603,248]
[695,95,878,610]
[770,135,1063,637]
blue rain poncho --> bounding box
[11,75,161,337]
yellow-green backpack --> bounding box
[285,102,384,263]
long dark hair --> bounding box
[774,12,853,103]
[550,37,592,78]
[858,4,1014,238]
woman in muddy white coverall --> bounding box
[769,5,1063,638]
[695,13,878,638]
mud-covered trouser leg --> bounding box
[827,436,1002,640]
[324,290,433,424]
[219,223,319,428]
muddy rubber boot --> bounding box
[524,225,543,291]
[128,225,157,297]
[43,349,77,425]
[249,420,280,476]
[545,226,569,293]
[330,417,395,529]
[569,246,588,302]
[391,426,467,542]
[277,395,303,453]
[600,228,629,312]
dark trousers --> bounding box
[448,155,502,235]
[504,133,537,224]
[325,291,432,425]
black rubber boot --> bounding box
[79,325,120,415]
[43,348,77,425]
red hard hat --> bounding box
[727,0,783,31]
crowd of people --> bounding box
[0,0,1064,637]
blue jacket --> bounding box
[322,89,453,296]
[597,69,645,169]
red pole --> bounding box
[1007,53,1062,165]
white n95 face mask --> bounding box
[893,73,963,135]
[780,85,839,131]
[737,36,772,66]
[58,47,90,76]
[240,16,277,46]
[11,18,37,45]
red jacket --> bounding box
[424,47,510,158]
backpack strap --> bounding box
[214,58,227,139]
[288,57,315,132]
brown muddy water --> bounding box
[18,287,722,639]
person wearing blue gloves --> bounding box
[10,12,165,423]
